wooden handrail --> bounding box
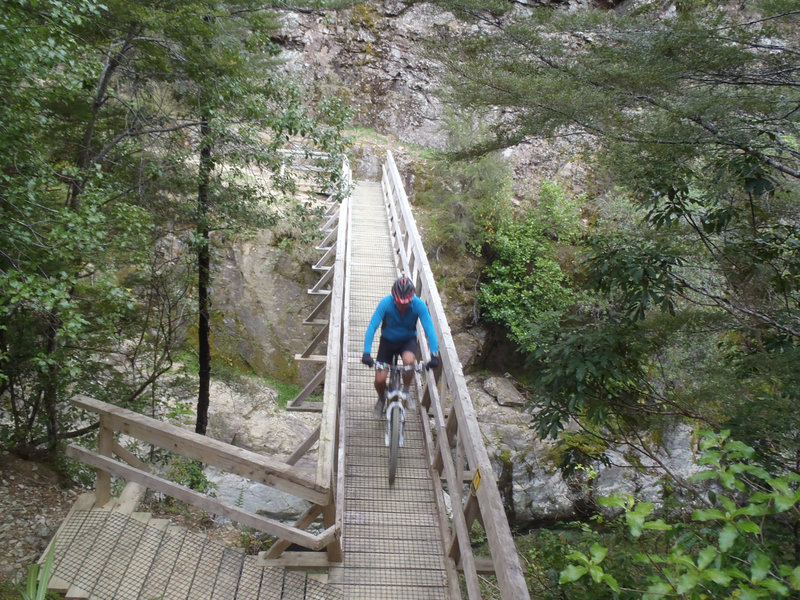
[66,445,337,550]
[73,395,329,505]
[382,151,531,600]
[316,192,348,492]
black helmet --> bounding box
[392,276,415,304]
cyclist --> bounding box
[361,276,440,417]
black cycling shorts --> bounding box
[376,336,418,364]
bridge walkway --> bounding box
[338,181,450,599]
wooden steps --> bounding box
[45,495,342,600]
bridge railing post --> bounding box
[95,414,114,506]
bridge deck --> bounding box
[339,181,450,599]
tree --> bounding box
[0,0,166,452]
[560,431,800,599]
[152,3,350,433]
[424,0,800,445]
[0,0,350,450]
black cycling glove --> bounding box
[361,353,374,367]
[426,353,439,370]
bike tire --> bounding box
[388,405,401,485]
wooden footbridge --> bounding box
[44,152,530,599]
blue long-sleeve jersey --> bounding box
[363,295,439,355]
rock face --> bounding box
[279,3,456,150]
[211,229,322,383]
[205,378,319,459]
[468,375,703,525]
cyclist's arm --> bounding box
[363,296,390,354]
[413,297,439,355]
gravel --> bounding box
[0,452,81,584]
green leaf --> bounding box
[736,503,770,517]
[633,501,655,517]
[773,494,797,512]
[704,569,732,586]
[627,512,645,538]
[737,521,761,535]
[789,565,800,590]
[693,508,726,522]
[643,519,672,531]
[602,573,620,593]
[750,552,771,583]
[589,542,608,564]
[565,550,589,564]
[720,470,736,489]
[689,470,720,483]
[759,578,790,596]
[598,494,629,509]
[720,495,736,513]
[677,571,700,594]
[559,564,588,584]
[589,564,604,584]
[644,581,674,600]
[719,523,739,551]
[736,585,762,600]
[724,440,755,458]
[697,545,717,570]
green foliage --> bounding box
[560,431,800,599]
[0,0,350,450]
[417,115,513,256]
[166,456,215,494]
[545,430,609,476]
[18,541,57,600]
[479,180,579,348]
[428,1,800,478]
[530,314,649,438]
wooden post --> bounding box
[96,414,113,506]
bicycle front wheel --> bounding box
[388,405,401,485]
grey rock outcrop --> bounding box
[468,375,702,525]
[483,376,527,407]
[211,229,321,382]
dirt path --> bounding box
[0,452,80,584]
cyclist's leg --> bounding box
[374,337,397,416]
[399,338,418,390]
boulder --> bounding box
[205,378,319,462]
[483,376,527,407]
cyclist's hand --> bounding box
[361,353,374,367]
[426,353,439,370]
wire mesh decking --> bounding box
[48,499,342,600]
[339,181,450,600]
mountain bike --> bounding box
[374,357,423,485]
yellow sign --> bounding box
[471,468,481,494]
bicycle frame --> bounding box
[374,357,422,484]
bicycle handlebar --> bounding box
[374,361,424,372]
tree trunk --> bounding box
[42,312,62,451]
[195,115,213,435]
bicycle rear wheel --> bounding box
[388,405,401,485]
